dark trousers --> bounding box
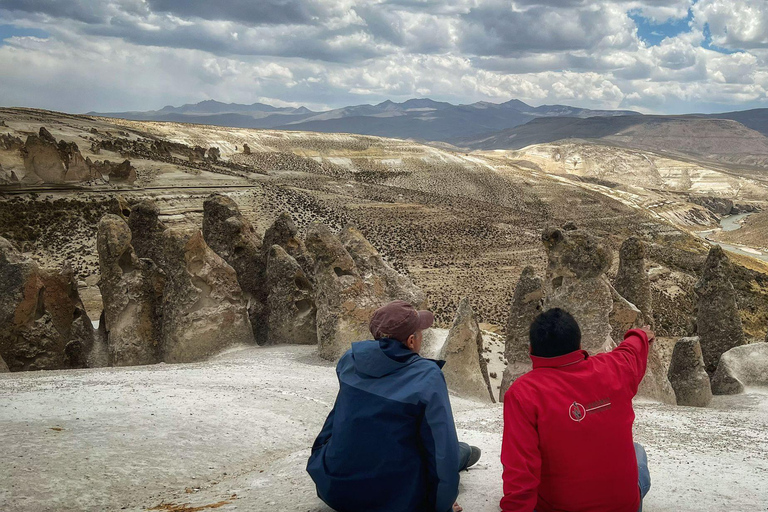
[458,442,472,472]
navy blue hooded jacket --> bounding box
[307,338,460,512]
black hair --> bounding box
[529,308,582,358]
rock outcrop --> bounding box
[127,200,167,267]
[711,343,768,395]
[20,128,100,184]
[262,212,314,278]
[305,222,378,361]
[202,194,265,341]
[438,298,495,403]
[160,228,254,363]
[541,226,615,353]
[695,246,745,375]
[499,266,543,400]
[340,225,425,307]
[668,337,711,407]
[0,236,96,371]
[87,159,136,183]
[97,215,165,367]
[614,237,654,327]
[265,245,317,345]
[0,354,8,372]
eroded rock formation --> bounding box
[499,266,543,400]
[711,342,768,395]
[97,214,164,366]
[128,200,167,267]
[438,297,495,403]
[305,222,376,361]
[265,245,317,345]
[21,127,101,184]
[614,237,654,327]
[668,337,711,407]
[695,246,745,375]
[202,194,265,341]
[0,236,95,371]
[262,212,314,278]
[160,228,254,363]
[541,226,615,353]
[0,354,8,372]
[340,225,425,307]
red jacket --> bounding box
[500,329,650,512]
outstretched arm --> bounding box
[500,390,540,512]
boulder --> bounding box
[207,147,220,161]
[711,342,768,395]
[695,246,745,375]
[160,228,254,363]
[438,298,495,403]
[0,236,96,371]
[90,159,136,183]
[499,266,543,400]
[127,200,167,267]
[614,237,654,327]
[668,337,711,407]
[305,222,378,361]
[97,214,165,367]
[541,226,614,353]
[262,212,314,279]
[265,245,317,345]
[340,225,425,307]
[202,194,265,342]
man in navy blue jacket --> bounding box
[307,300,480,512]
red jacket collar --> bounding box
[530,349,589,369]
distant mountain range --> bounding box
[88,99,768,165]
[88,98,639,142]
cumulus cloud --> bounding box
[0,0,767,113]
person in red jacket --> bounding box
[500,308,652,512]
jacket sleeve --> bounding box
[608,328,651,393]
[500,388,540,512]
[419,370,460,512]
[311,356,345,453]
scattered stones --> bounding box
[499,266,543,400]
[695,246,745,374]
[0,236,95,371]
[262,212,314,279]
[305,222,375,361]
[668,337,712,407]
[614,237,654,327]
[127,200,167,266]
[97,214,164,366]
[340,225,425,307]
[711,342,768,395]
[541,225,614,353]
[265,245,317,345]
[438,297,495,403]
[202,194,265,342]
[160,228,254,363]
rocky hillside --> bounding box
[1,108,767,341]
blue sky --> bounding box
[0,1,767,114]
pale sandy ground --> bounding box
[1,344,767,512]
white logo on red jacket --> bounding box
[569,399,612,422]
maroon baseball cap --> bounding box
[369,300,434,343]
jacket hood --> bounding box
[350,338,422,378]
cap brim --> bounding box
[416,310,435,330]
